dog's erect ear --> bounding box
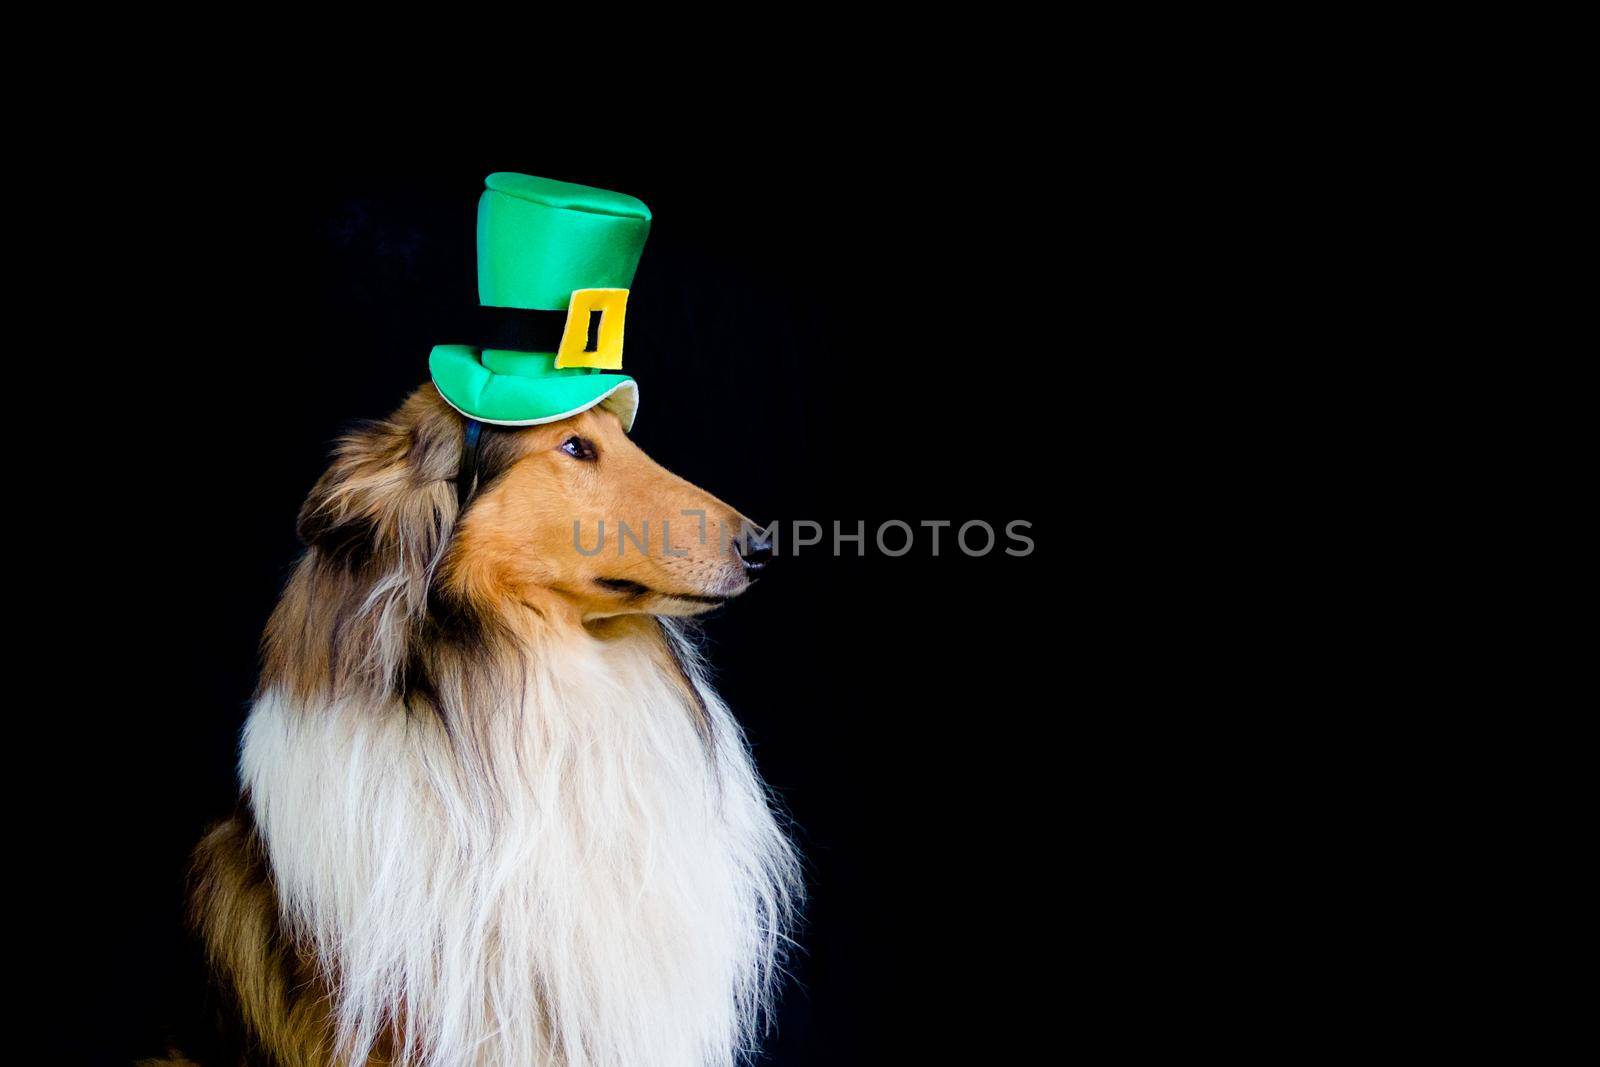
[295,390,464,568]
[269,388,481,703]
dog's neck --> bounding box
[242,616,798,1067]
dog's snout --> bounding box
[736,528,774,573]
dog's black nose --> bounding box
[737,529,774,573]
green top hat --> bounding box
[429,172,651,429]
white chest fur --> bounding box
[242,628,798,1067]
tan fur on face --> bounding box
[445,406,753,627]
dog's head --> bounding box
[273,384,765,702]
[295,385,765,629]
[446,401,765,620]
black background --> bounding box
[62,141,1123,1065]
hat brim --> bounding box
[429,345,638,431]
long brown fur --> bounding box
[187,813,365,1067]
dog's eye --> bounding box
[559,435,597,461]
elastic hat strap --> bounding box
[456,418,484,512]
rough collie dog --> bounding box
[185,386,800,1067]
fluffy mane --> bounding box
[192,389,800,1067]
